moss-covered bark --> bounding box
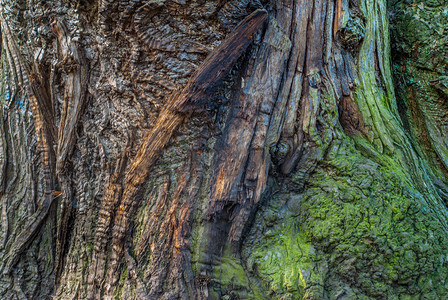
[240,1,448,298]
[390,0,448,178]
[0,0,447,299]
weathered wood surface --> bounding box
[0,12,56,275]
[1,0,448,299]
[87,9,267,299]
[202,16,291,243]
[175,9,268,112]
[51,20,88,174]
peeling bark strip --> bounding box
[128,8,267,180]
[50,19,88,284]
[87,9,267,298]
[51,20,88,174]
[174,9,268,112]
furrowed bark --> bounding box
[0,11,56,276]
[195,18,291,292]
[1,0,448,299]
[390,0,448,177]
[87,10,267,299]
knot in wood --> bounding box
[337,16,365,50]
[269,141,290,165]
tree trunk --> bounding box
[0,0,447,299]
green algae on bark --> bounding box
[244,137,448,299]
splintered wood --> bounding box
[194,18,291,280]
[51,20,88,174]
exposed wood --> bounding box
[51,19,88,174]
[174,9,268,112]
[334,0,343,35]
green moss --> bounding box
[86,242,94,254]
[245,137,448,298]
[389,0,448,176]
[113,267,128,300]
[208,244,264,299]
[246,222,319,299]
[213,246,249,287]
[339,16,366,49]
[190,210,206,275]
[240,1,448,298]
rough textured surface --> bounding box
[245,137,448,298]
[0,0,448,299]
[241,1,448,298]
[390,0,448,177]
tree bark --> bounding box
[0,0,447,299]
